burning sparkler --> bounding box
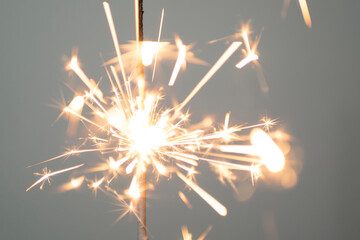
[28,1,300,239]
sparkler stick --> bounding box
[135,0,148,239]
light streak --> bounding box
[179,191,192,209]
[178,42,241,111]
[251,129,285,172]
[182,226,192,240]
[177,172,227,216]
[236,30,259,69]
[152,8,165,82]
[103,2,129,97]
[69,58,104,102]
[197,226,213,240]
[69,96,85,111]
[181,225,213,240]
[26,164,83,192]
[169,38,187,86]
[281,0,312,28]
[91,177,104,188]
[236,53,259,69]
[128,176,140,199]
[299,0,312,28]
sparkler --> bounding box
[27,1,301,239]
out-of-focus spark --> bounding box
[236,30,259,69]
[197,225,213,240]
[262,210,280,240]
[251,129,285,172]
[281,0,291,19]
[177,172,227,216]
[169,38,187,86]
[58,176,85,192]
[91,177,105,189]
[126,159,138,174]
[236,53,259,69]
[299,0,312,28]
[281,0,312,28]
[69,96,85,111]
[219,145,259,156]
[127,176,140,199]
[182,226,192,240]
[181,225,213,240]
[109,156,130,170]
[64,107,104,129]
[69,57,104,102]
[26,164,84,192]
[242,30,251,53]
[179,191,192,209]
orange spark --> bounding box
[177,172,227,216]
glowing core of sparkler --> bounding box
[141,41,158,66]
[127,97,168,158]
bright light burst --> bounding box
[28,1,297,226]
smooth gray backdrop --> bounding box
[1,0,359,239]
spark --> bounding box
[281,0,312,28]
[197,226,213,240]
[177,172,227,216]
[69,57,104,102]
[151,8,165,82]
[181,225,213,240]
[261,116,278,131]
[109,156,130,170]
[299,0,312,28]
[69,96,85,111]
[178,42,241,111]
[169,37,187,86]
[26,164,83,192]
[127,176,141,199]
[251,129,285,172]
[179,191,192,209]
[236,30,259,69]
[182,226,192,240]
[91,177,105,188]
[58,176,85,192]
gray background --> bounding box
[1,0,359,239]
